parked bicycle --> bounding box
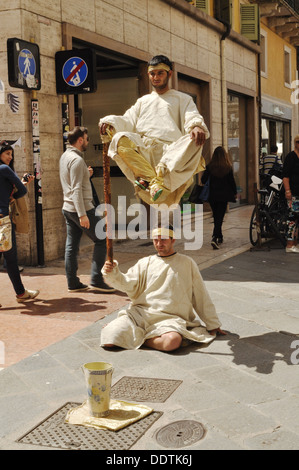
[249,174,288,247]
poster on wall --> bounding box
[7,38,41,90]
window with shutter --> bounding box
[187,0,209,14]
[214,0,232,25]
[240,4,259,42]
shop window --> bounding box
[260,30,267,78]
[262,118,291,160]
[227,93,248,205]
[240,3,259,42]
[284,46,291,87]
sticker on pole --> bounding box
[55,49,97,95]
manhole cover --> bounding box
[17,402,162,450]
[111,377,182,402]
[155,420,206,448]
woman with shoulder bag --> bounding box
[0,142,39,305]
[201,146,237,250]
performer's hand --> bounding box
[79,215,90,229]
[103,260,117,274]
[208,327,227,336]
[190,127,206,146]
[99,123,107,135]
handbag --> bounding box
[189,177,210,204]
[189,184,203,203]
[10,196,29,234]
[200,176,210,201]
[0,215,12,252]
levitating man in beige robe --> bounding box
[99,55,209,206]
[100,226,225,352]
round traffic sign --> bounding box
[18,48,36,78]
[62,57,88,88]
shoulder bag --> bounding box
[0,215,12,252]
[189,177,210,204]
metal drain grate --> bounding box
[17,402,163,450]
[111,377,182,402]
[155,420,206,448]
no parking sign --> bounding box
[55,49,97,94]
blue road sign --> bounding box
[62,56,88,88]
[18,48,36,78]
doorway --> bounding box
[178,74,210,211]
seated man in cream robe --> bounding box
[99,55,209,206]
[100,226,225,352]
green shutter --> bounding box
[215,0,232,25]
[240,4,259,42]
[195,0,209,13]
[187,0,209,14]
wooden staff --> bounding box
[101,137,113,263]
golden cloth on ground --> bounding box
[65,399,153,431]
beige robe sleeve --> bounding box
[191,260,221,331]
[99,100,141,134]
[182,94,210,138]
[102,258,149,300]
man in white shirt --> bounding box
[99,55,209,205]
[59,126,114,293]
[100,225,225,352]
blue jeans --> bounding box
[3,223,25,295]
[62,208,106,289]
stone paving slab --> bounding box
[1,206,299,450]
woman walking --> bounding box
[201,146,237,250]
[283,135,299,253]
[0,141,39,305]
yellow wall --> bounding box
[233,0,241,33]
[261,22,296,103]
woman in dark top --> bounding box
[282,135,299,253]
[0,142,39,305]
[201,146,237,250]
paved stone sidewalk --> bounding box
[1,234,299,450]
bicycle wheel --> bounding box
[250,205,270,246]
[268,198,288,247]
[250,208,263,246]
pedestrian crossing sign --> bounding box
[7,38,41,90]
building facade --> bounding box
[0,0,262,264]
[256,0,299,160]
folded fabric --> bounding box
[65,399,153,431]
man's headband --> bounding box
[148,63,171,73]
[152,227,174,239]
